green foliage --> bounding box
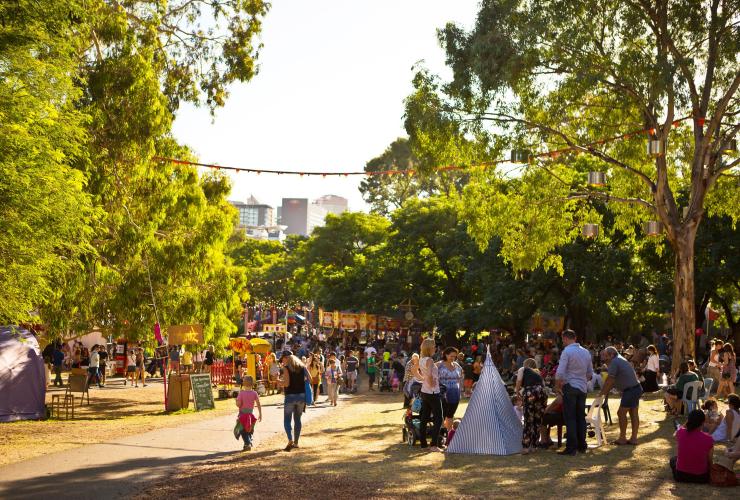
[0,1,95,323]
[404,0,739,362]
[0,0,267,346]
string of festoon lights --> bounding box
[152,116,695,176]
[248,277,292,286]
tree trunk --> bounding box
[671,229,697,373]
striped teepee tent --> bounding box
[446,348,523,455]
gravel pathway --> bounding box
[0,392,346,499]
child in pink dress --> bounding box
[235,376,262,451]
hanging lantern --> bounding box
[647,137,665,157]
[587,171,606,187]
[722,138,737,154]
[582,223,599,238]
[510,149,530,163]
[682,206,689,219]
[644,220,663,236]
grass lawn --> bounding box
[138,391,733,499]
[0,376,284,467]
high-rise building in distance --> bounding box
[230,195,276,227]
[314,194,348,216]
[280,198,328,236]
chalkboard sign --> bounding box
[190,374,215,411]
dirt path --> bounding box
[0,388,354,499]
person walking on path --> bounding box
[126,349,137,386]
[599,346,643,446]
[52,344,65,387]
[641,345,661,392]
[235,376,262,451]
[306,353,323,404]
[417,338,444,452]
[367,352,378,391]
[438,347,463,431]
[555,329,593,456]
[717,343,736,400]
[87,345,103,388]
[325,353,342,406]
[707,340,723,394]
[279,350,308,451]
[515,358,547,454]
[136,347,147,387]
[403,353,421,408]
[344,351,359,392]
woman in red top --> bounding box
[670,410,713,483]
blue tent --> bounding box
[0,326,46,422]
[446,348,523,455]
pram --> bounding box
[401,382,447,446]
[379,361,393,392]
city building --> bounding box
[230,195,276,227]
[280,198,328,236]
[314,194,348,216]
[243,224,288,242]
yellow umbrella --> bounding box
[249,337,272,355]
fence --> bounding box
[210,361,234,387]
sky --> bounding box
[172,0,480,212]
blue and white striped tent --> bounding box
[446,349,523,455]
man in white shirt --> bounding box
[87,345,103,388]
[555,330,593,455]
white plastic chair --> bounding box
[700,377,713,403]
[681,381,702,414]
[586,395,607,447]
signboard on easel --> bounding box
[190,373,215,410]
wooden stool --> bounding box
[51,393,75,420]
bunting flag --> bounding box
[152,116,693,178]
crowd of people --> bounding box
[42,325,739,483]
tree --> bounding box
[31,0,268,345]
[410,0,740,370]
[360,138,421,215]
[296,212,390,311]
[0,1,95,324]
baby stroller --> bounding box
[401,383,447,446]
[379,361,393,392]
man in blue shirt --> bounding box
[599,346,643,445]
[555,329,593,455]
[52,344,65,387]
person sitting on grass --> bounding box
[664,362,699,415]
[670,409,713,484]
[701,399,723,435]
[711,393,739,443]
[235,376,262,451]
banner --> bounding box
[359,312,367,329]
[262,323,287,333]
[340,313,358,330]
[332,310,340,327]
[321,311,334,328]
[167,324,204,345]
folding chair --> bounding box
[681,381,702,415]
[586,395,607,447]
[65,373,90,405]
